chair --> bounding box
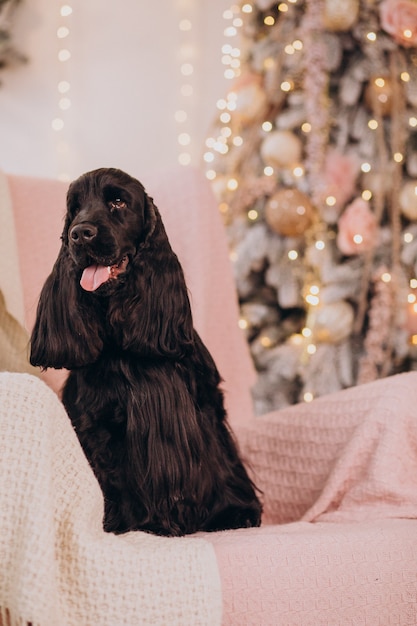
[1,167,417,625]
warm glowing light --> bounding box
[178,133,191,146]
[404,29,413,39]
[353,234,363,245]
[175,110,187,123]
[203,152,214,163]
[375,77,385,88]
[242,4,253,13]
[368,119,378,130]
[394,152,403,163]
[306,344,317,355]
[315,240,325,250]
[227,178,238,191]
[310,285,320,295]
[326,195,336,206]
[264,166,274,176]
[362,189,372,201]
[52,118,64,131]
[57,26,69,38]
[262,121,273,132]
[224,26,237,37]
[58,80,70,93]
[290,333,303,346]
[60,4,72,17]
[305,294,320,306]
[181,63,194,76]
[302,327,312,338]
[401,72,410,82]
[238,318,248,330]
[293,39,303,50]
[288,250,298,260]
[59,97,71,110]
[280,81,292,92]
[206,170,216,181]
[248,209,258,220]
[224,69,236,80]
[367,32,377,42]
[264,16,275,25]
[304,392,314,402]
[411,335,417,345]
[58,49,71,62]
[404,232,414,243]
[301,122,311,133]
[409,117,417,127]
[278,2,289,11]
[285,44,295,55]
[361,162,371,173]
[233,136,243,146]
[178,153,191,166]
[260,335,273,348]
[381,273,392,283]
[408,293,417,304]
[411,278,417,289]
[293,166,304,177]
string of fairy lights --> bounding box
[52,3,73,181]
[202,0,417,401]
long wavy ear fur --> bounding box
[109,195,194,357]
[30,244,104,369]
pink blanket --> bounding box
[210,372,417,624]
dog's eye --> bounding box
[108,199,127,210]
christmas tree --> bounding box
[205,0,417,414]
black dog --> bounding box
[30,168,262,536]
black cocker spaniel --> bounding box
[30,167,262,536]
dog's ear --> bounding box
[111,195,195,358]
[30,244,104,369]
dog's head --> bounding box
[30,168,194,369]
[64,168,157,295]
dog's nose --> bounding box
[69,223,98,244]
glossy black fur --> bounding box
[30,168,262,535]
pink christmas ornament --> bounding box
[322,149,359,210]
[380,0,417,48]
[337,198,378,255]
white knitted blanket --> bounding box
[0,372,222,626]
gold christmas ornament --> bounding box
[311,301,354,343]
[399,180,417,220]
[232,74,267,125]
[265,188,314,237]
[364,76,393,116]
[260,130,303,168]
[324,0,360,32]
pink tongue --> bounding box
[80,264,111,291]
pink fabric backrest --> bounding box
[8,167,256,426]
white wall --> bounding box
[0,0,230,181]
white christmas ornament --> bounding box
[311,301,354,344]
[260,130,303,168]
[399,180,417,220]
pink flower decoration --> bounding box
[323,149,359,210]
[380,0,417,47]
[337,198,378,256]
